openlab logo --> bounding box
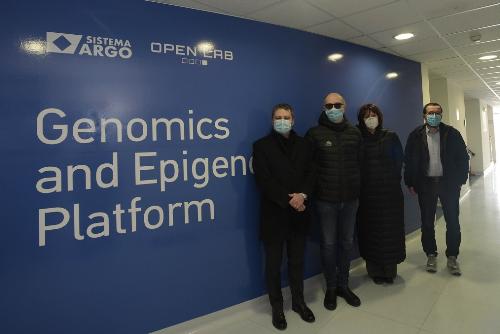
[150,41,234,66]
[46,32,82,54]
[46,31,133,59]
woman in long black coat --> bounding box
[356,104,406,284]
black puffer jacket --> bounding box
[404,123,469,191]
[306,112,363,202]
[357,128,406,265]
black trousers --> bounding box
[264,234,306,308]
[417,178,461,257]
[366,261,397,279]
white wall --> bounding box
[487,105,496,163]
[480,100,492,169]
[429,75,469,191]
[428,77,467,137]
[447,80,468,144]
[465,99,482,172]
[494,107,500,162]
[465,98,492,173]
[421,64,430,105]
[429,76,448,120]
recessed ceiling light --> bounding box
[328,53,343,62]
[394,33,415,40]
[478,55,497,60]
[386,72,399,79]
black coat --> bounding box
[357,128,406,265]
[253,131,316,242]
[404,123,469,192]
[305,112,363,202]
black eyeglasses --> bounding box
[324,103,344,109]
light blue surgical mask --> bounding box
[273,119,292,135]
[325,107,344,123]
[426,113,442,127]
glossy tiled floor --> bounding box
[155,166,500,334]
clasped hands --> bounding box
[288,193,305,212]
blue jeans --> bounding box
[316,199,359,288]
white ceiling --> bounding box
[152,0,500,106]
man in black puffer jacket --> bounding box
[306,92,363,311]
[404,102,469,276]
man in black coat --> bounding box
[404,102,469,276]
[253,103,316,330]
[306,92,363,311]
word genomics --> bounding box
[36,108,230,144]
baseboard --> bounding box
[471,161,495,176]
[484,162,495,176]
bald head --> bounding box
[324,93,345,105]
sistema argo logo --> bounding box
[46,32,133,59]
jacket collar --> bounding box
[357,124,386,140]
[418,122,449,135]
[271,129,298,162]
[271,128,296,141]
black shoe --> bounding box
[372,277,385,285]
[323,288,337,310]
[385,277,395,284]
[272,307,287,330]
[337,287,361,307]
[292,302,315,323]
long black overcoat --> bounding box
[358,128,406,265]
[253,131,316,242]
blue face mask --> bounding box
[273,119,292,135]
[426,113,442,127]
[325,107,344,123]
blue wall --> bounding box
[0,1,422,333]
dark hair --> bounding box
[423,102,442,114]
[358,103,383,130]
[272,103,294,119]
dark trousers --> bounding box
[316,199,358,289]
[417,178,461,257]
[264,234,306,308]
[366,261,397,279]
